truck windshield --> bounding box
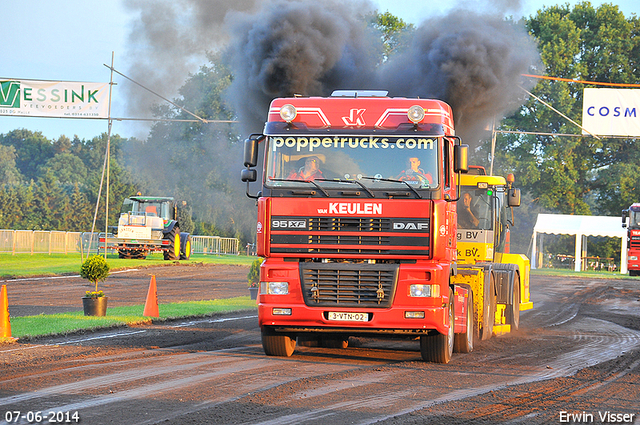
[131,201,172,219]
[457,188,493,231]
[264,135,439,189]
[630,210,640,229]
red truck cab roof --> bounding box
[266,93,455,135]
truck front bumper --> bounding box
[258,302,449,336]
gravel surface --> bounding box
[1,267,639,424]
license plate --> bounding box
[327,312,368,322]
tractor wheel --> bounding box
[179,232,192,260]
[163,226,180,261]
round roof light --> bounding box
[407,105,425,123]
[280,104,297,123]
[506,173,515,184]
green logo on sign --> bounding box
[0,81,20,108]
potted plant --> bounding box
[80,255,110,316]
[247,258,262,300]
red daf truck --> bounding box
[241,90,470,363]
[622,203,640,275]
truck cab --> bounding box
[453,168,532,339]
[241,91,470,363]
[622,203,640,275]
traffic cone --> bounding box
[1,285,17,342]
[143,276,159,317]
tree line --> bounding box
[1,3,639,256]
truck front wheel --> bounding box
[420,288,454,363]
[262,327,296,357]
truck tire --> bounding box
[163,226,180,261]
[481,273,497,340]
[454,290,475,353]
[321,334,349,349]
[179,232,192,260]
[118,249,147,260]
[297,335,321,347]
[420,288,454,363]
[261,327,296,357]
[506,275,520,331]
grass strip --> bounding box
[0,253,256,278]
[531,268,635,279]
[10,296,257,339]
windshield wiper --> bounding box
[313,178,375,198]
[360,176,423,199]
[267,178,329,197]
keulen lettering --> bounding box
[329,202,382,215]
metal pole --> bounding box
[104,52,115,259]
[490,116,496,176]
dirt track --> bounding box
[0,265,639,424]
[1,262,250,317]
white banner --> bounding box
[0,79,109,119]
[582,88,640,137]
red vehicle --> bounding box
[241,91,469,363]
[622,203,640,275]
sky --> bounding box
[1,0,638,142]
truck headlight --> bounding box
[407,105,425,123]
[260,281,289,295]
[630,256,637,261]
[279,104,297,123]
[409,284,440,298]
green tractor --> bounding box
[102,196,192,260]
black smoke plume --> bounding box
[224,0,541,142]
[122,0,258,137]
[121,0,541,241]
[377,10,541,143]
[224,0,380,134]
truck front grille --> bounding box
[300,263,397,308]
[308,217,391,232]
[270,215,430,257]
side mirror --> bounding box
[507,188,521,207]
[244,137,260,168]
[241,168,257,183]
[622,209,629,228]
[454,144,469,173]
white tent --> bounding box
[531,214,627,273]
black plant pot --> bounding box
[82,297,108,316]
[249,287,258,300]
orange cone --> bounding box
[143,276,159,317]
[1,285,17,342]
